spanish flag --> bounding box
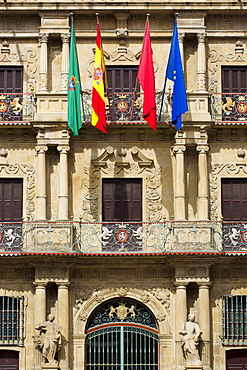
[92,15,107,133]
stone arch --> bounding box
[73,287,171,335]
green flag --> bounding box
[68,16,83,135]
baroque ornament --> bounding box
[0,163,35,220]
[210,161,247,220]
[82,147,163,222]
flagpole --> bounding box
[158,13,179,122]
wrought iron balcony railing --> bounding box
[0,221,223,254]
[222,222,247,253]
[211,93,247,123]
[82,91,171,123]
[0,93,35,123]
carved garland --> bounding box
[81,147,163,222]
[0,163,35,220]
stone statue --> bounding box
[35,314,62,365]
[179,313,202,366]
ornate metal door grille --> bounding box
[85,298,159,369]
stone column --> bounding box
[197,33,207,92]
[198,283,211,370]
[57,145,70,220]
[173,145,186,220]
[196,145,209,220]
[178,32,185,69]
[36,145,48,220]
[175,283,188,370]
[38,33,49,92]
[61,33,70,92]
[33,283,47,370]
[57,283,70,370]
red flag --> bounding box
[137,17,156,130]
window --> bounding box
[102,179,142,222]
[107,66,138,93]
[222,179,247,221]
[0,350,19,370]
[106,66,141,121]
[0,67,23,95]
[221,66,247,122]
[226,349,247,370]
[101,179,142,252]
[0,296,24,346]
[0,179,23,252]
[0,67,23,122]
[85,298,159,369]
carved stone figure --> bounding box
[179,313,202,366]
[35,314,62,365]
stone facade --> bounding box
[0,4,247,370]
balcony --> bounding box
[82,91,171,123]
[211,93,247,124]
[0,221,223,254]
[0,93,35,125]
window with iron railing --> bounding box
[0,296,24,346]
[222,295,247,346]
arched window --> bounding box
[85,298,159,369]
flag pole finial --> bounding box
[96,13,100,24]
[147,13,150,21]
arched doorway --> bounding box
[0,350,19,370]
[85,298,159,369]
[226,349,247,369]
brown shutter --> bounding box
[102,179,142,222]
[222,66,247,94]
[0,67,23,94]
[0,179,23,222]
[107,66,138,93]
[222,179,247,221]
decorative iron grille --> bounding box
[82,90,171,123]
[222,222,247,252]
[0,94,34,122]
[85,298,158,369]
[0,296,24,346]
[222,295,247,346]
[211,93,247,123]
[86,298,158,331]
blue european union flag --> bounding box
[165,17,188,130]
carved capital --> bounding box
[178,32,185,43]
[57,145,70,154]
[35,145,48,154]
[196,145,209,154]
[172,145,186,154]
[38,33,49,44]
[61,33,70,43]
[197,33,207,43]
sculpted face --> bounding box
[188,313,195,322]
